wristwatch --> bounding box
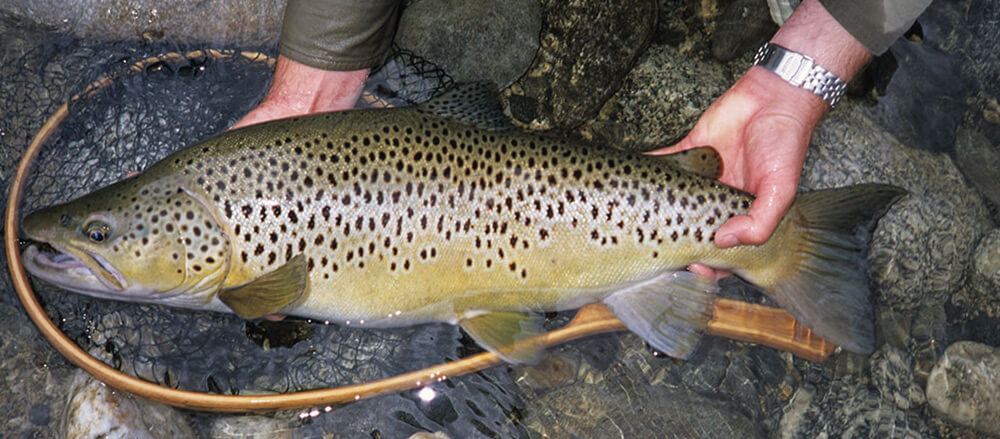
[752,42,848,107]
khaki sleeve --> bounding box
[818,0,933,55]
[279,0,401,71]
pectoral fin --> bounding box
[460,311,546,364]
[602,271,715,359]
[219,255,308,319]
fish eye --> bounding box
[83,221,111,243]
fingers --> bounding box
[715,177,798,247]
[644,133,699,156]
[687,263,732,281]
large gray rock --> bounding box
[926,341,1000,436]
[395,0,541,88]
[803,102,993,311]
[588,43,727,149]
[711,0,776,62]
[506,0,657,129]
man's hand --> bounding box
[230,55,370,130]
[648,0,872,279]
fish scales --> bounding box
[22,86,904,359]
[168,108,751,324]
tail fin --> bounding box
[756,184,905,354]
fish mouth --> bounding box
[22,241,127,293]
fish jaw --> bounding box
[22,242,128,297]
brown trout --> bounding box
[21,84,903,362]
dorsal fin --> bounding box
[416,82,515,131]
[655,147,724,179]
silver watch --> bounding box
[752,42,847,107]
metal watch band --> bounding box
[752,42,848,107]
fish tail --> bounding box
[750,184,905,354]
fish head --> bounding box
[21,181,231,308]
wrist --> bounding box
[262,55,370,114]
[769,0,871,82]
[740,67,828,126]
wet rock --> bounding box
[211,415,295,439]
[1,0,285,46]
[396,0,540,88]
[926,341,1000,436]
[507,0,657,129]
[63,365,194,439]
[952,229,1000,318]
[589,43,728,149]
[803,101,993,311]
[711,0,776,61]
[869,346,925,410]
[954,125,1000,212]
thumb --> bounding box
[714,179,797,247]
[644,133,701,156]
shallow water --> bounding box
[2,1,1000,438]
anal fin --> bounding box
[219,255,308,319]
[460,311,546,364]
[602,271,715,359]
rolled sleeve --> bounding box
[279,0,401,71]
[818,0,933,55]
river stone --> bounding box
[802,101,993,311]
[395,0,540,88]
[926,341,1000,436]
[63,363,194,439]
[506,0,657,129]
[1,0,285,46]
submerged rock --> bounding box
[779,379,934,438]
[507,0,657,129]
[926,341,1000,436]
[395,0,541,88]
[63,365,193,439]
[869,346,925,410]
